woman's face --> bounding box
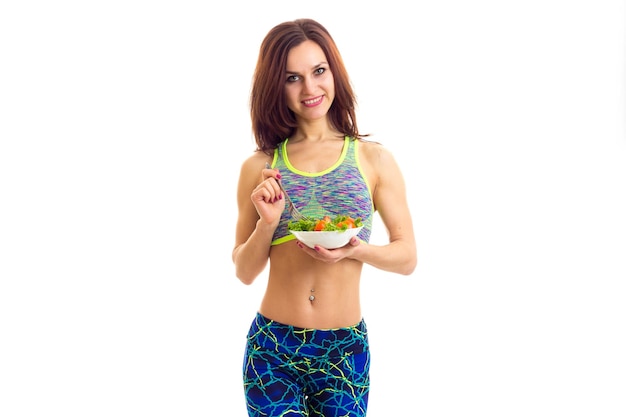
[284,40,335,123]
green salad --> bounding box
[288,215,363,232]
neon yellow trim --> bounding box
[282,136,350,177]
[271,234,296,246]
[353,139,376,213]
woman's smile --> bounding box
[302,95,324,107]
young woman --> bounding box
[232,18,417,417]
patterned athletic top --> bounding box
[270,136,374,245]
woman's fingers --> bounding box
[254,178,282,203]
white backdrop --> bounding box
[1,1,625,416]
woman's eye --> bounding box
[287,75,300,82]
[315,67,326,75]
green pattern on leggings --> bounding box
[243,313,370,416]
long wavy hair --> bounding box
[250,18,365,154]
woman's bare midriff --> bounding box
[258,240,364,329]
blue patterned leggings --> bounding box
[243,313,370,416]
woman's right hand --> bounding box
[250,165,286,226]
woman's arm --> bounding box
[296,142,417,275]
[232,154,285,284]
[351,143,417,275]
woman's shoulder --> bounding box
[356,137,396,166]
[237,150,274,184]
[241,149,272,169]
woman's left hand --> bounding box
[295,236,361,263]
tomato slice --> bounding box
[314,220,328,231]
[337,217,356,229]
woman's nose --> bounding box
[302,77,316,94]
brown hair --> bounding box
[250,18,365,154]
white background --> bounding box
[1,1,625,416]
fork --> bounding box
[265,163,309,221]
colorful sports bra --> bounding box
[270,136,374,245]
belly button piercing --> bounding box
[309,289,315,301]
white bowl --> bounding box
[290,227,363,249]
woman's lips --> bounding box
[302,96,323,107]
